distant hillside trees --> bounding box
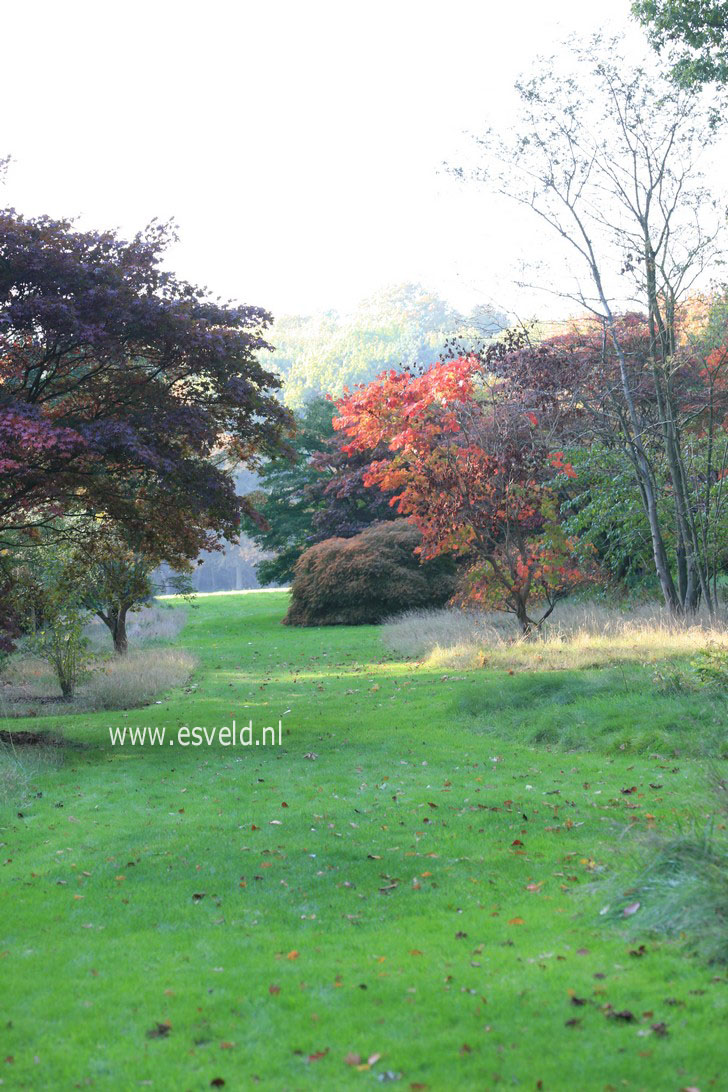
[270,283,505,408]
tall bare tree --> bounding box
[457,37,728,613]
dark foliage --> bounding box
[0,573,21,658]
[283,520,456,626]
[242,398,336,585]
[309,434,397,541]
[245,398,397,585]
[0,210,291,560]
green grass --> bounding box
[1,591,726,1090]
[457,667,728,757]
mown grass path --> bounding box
[1,592,726,1089]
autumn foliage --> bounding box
[502,306,728,613]
[0,211,290,560]
[334,353,586,633]
[283,521,456,626]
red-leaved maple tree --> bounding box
[503,305,728,614]
[334,354,586,635]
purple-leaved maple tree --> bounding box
[0,210,291,559]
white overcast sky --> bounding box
[3,0,643,321]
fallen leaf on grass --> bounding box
[146,1021,171,1039]
[623,901,641,917]
[344,1052,361,1066]
[308,1049,329,1062]
[508,917,525,926]
[286,950,299,960]
[269,984,280,994]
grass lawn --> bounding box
[1,591,727,1090]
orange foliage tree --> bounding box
[334,350,586,635]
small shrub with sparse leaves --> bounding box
[652,664,692,694]
[28,607,90,700]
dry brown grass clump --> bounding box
[84,604,188,652]
[0,647,196,717]
[381,601,728,671]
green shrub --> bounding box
[691,647,728,688]
[283,521,456,626]
[652,647,728,694]
[28,607,90,699]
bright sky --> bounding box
[2,0,639,320]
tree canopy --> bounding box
[334,342,586,634]
[633,0,728,85]
[459,39,728,614]
[243,397,397,585]
[0,210,291,561]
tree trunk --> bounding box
[515,598,536,639]
[644,240,714,616]
[600,298,680,612]
[98,604,129,654]
[112,608,128,655]
[630,451,679,611]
